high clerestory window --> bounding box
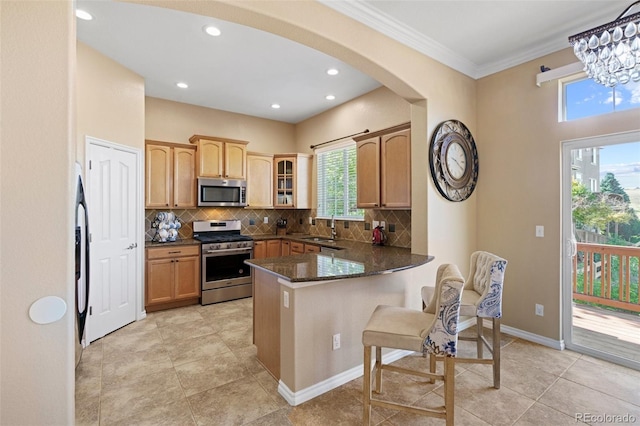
[315,140,364,220]
[563,76,640,121]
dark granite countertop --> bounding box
[145,238,200,248]
[245,235,433,283]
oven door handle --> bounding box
[204,248,253,256]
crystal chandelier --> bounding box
[569,1,640,87]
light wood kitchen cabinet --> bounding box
[189,134,248,179]
[146,245,200,312]
[246,152,274,208]
[356,123,411,209]
[273,154,312,209]
[145,141,196,209]
[290,241,305,255]
[304,244,321,254]
[289,241,320,254]
[254,239,283,259]
[254,240,267,259]
[281,240,291,256]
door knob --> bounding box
[125,243,138,250]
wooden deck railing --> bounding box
[573,243,640,313]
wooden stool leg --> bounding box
[493,318,501,389]
[444,356,455,426]
[363,345,372,424]
[476,317,484,358]
[374,346,382,393]
[429,353,436,383]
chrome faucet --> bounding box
[330,215,337,240]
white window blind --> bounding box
[316,141,363,220]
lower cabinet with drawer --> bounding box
[290,241,320,255]
[146,244,200,312]
[290,241,305,255]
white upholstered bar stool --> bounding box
[422,251,508,389]
[362,264,464,425]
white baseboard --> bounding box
[461,317,565,351]
[277,349,413,406]
[501,324,565,350]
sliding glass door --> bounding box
[561,131,640,370]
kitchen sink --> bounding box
[302,236,337,243]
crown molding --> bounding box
[320,0,572,80]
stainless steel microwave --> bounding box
[197,178,247,207]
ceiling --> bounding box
[76,1,630,124]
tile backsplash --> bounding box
[146,208,411,248]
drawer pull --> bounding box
[168,250,181,254]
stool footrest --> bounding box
[378,363,444,381]
[454,357,494,365]
[370,398,447,419]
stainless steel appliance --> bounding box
[193,220,253,305]
[75,162,90,368]
[197,177,247,207]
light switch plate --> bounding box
[535,225,544,237]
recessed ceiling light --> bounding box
[327,68,339,76]
[203,25,221,37]
[75,9,93,21]
[271,104,281,109]
[176,82,189,89]
[325,95,336,100]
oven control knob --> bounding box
[214,244,221,250]
[239,242,246,248]
[226,243,232,249]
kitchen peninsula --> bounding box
[245,239,433,406]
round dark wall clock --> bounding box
[429,120,479,202]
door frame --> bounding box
[85,136,146,328]
[561,129,640,369]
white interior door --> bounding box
[86,139,140,342]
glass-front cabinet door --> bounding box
[274,157,295,207]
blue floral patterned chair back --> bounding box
[468,251,508,318]
[423,269,464,357]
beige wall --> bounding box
[0,1,75,423]
[294,86,410,154]
[477,48,640,340]
[77,42,146,158]
[145,97,296,153]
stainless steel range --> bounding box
[193,220,253,305]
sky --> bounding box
[565,79,640,120]
[599,142,640,189]
[566,78,640,189]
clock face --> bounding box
[445,141,466,180]
[429,120,478,202]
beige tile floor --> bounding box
[76,298,640,425]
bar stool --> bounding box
[422,251,507,389]
[362,264,464,425]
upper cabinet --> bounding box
[145,140,196,209]
[356,123,411,209]
[189,135,248,179]
[273,154,312,209]
[247,152,274,209]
